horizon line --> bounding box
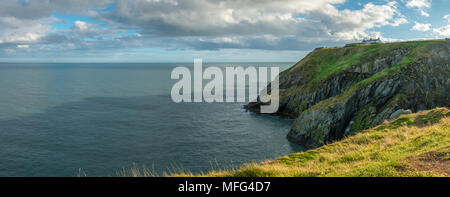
[0,61,298,64]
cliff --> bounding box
[246,39,449,148]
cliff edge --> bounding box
[246,39,449,148]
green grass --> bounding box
[282,39,445,99]
[306,40,445,111]
[166,107,450,177]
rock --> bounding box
[389,109,412,120]
[344,121,354,134]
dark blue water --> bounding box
[0,63,303,176]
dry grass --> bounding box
[116,164,158,177]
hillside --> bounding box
[175,107,449,177]
[246,39,449,148]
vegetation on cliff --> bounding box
[247,39,449,148]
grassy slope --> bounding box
[282,40,444,101]
[173,107,449,177]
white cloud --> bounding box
[405,0,432,17]
[17,45,29,49]
[411,19,450,37]
[444,15,450,23]
[420,10,430,17]
[73,21,88,31]
[411,22,431,31]
[0,17,49,43]
[433,25,450,36]
[304,1,403,40]
[406,0,431,8]
[98,0,404,44]
[390,18,409,26]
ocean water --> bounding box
[0,62,303,177]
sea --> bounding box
[0,62,304,176]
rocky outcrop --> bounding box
[247,40,450,148]
[389,109,412,120]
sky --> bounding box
[0,0,449,63]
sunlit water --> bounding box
[0,63,304,176]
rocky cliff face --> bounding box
[246,40,449,148]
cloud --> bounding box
[73,21,89,31]
[412,22,431,31]
[410,17,449,37]
[94,0,404,50]
[99,0,349,37]
[0,0,113,45]
[433,25,450,36]
[410,13,450,37]
[17,44,29,49]
[391,18,409,26]
[405,0,431,8]
[405,0,432,17]
[444,15,450,23]
[0,16,50,43]
[0,0,419,59]
[307,2,403,39]
[0,0,113,19]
